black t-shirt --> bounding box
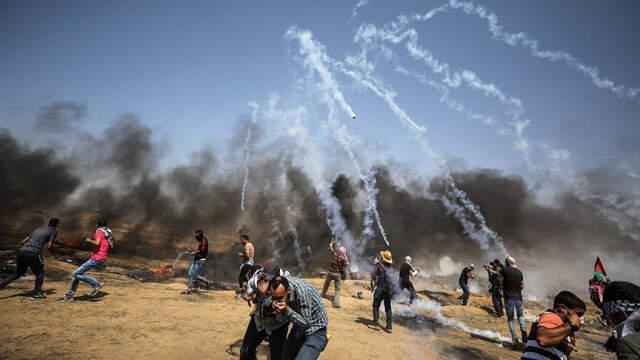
[20,227,57,254]
[503,266,524,300]
[459,267,472,286]
[194,238,209,260]
[399,262,414,280]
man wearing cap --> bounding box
[457,263,476,306]
[240,260,289,360]
[503,256,527,345]
[602,281,640,359]
[399,256,419,305]
[372,250,396,332]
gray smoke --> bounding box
[2,102,639,292]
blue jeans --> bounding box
[282,327,327,360]
[505,297,526,342]
[68,259,104,296]
[187,259,208,289]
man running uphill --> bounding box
[61,219,114,301]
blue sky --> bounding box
[2,0,639,177]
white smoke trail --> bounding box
[277,157,306,269]
[395,298,512,343]
[351,0,370,21]
[363,0,640,102]
[286,27,390,248]
[285,27,357,120]
[335,52,509,257]
[266,96,358,254]
[240,102,259,212]
[355,16,640,241]
[355,23,534,168]
[446,0,640,102]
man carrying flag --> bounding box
[589,257,611,311]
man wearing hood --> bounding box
[321,238,348,308]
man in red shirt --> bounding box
[521,291,586,360]
[61,219,114,301]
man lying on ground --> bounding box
[61,219,113,301]
[0,217,59,300]
[521,290,586,360]
[270,274,329,360]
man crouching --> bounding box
[270,274,329,360]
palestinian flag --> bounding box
[594,257,607,279]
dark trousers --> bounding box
[372,287,393,328]
[282,326,327,360]
[240,317,288,360]
[458,282,470,305]
[491,288,504,316]
[239,263,251,287]
[400,278,417,304]
[0,252,45,293]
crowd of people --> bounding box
[1,218,639,359]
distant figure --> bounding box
[521,291,586,360]
[602,281,640,359]
[321,238,349,308]
[485,259,504,316]
[0,218,59,300]
[238,234,255,288]
[399,256,419,304]
[240,260,289,360]
[503,256,527,345]
[184,229,211,294]
[372,250,396,332]
[588,256,610,311]
[457,263,476,306]
[270,274,329,360]
[61,219,114,301]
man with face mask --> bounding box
[602,281,640,359]
[183,229,211,294]
[521,291,586,360]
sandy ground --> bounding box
[0,254,614,360]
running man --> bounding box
[61,219,113,301]
[184,229,212,293]
[0,218,59,299]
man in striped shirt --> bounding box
[270,275,329,360]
